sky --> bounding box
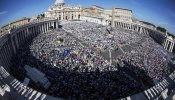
[0,0,175,35]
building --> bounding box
[45,1,132,25]
[44,0,175,52]
[82,5,132,23]
[0,18,175,100]
[0,17,30,33]
[45,0,82,20]
[81,5,132,25]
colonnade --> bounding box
[0,19,59,71]
[0,18,174,99]
[164,38,174,52]
[0,19,60,100]
[114,21,175,53]
[115,21,150,35]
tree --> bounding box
[157,26,166,33]
[37,14,45,20]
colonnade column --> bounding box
[170,42,174,52]
[165,40,169,50]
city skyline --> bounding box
[0,0,175,35]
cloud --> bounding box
[0,11,8,15]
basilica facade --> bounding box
[45,0,133,26]
[45,0,82,20]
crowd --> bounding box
[116,37,171,81]
[9,21,172,99]
[10,29,142,99]
[62,21,142,51]
[29,30,116,72]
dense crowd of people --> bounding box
[62,21,142,51]
[10,21,173,99]
[116,37,171,81]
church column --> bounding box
[46,23,48,32]
[42,24,44,33]
[170,42,174,52]
[44,24,46,32]
[40,24,42,33]
[141,27,143,33]
[52,21,54,28]
[41,24,44,33]
[44,24,46,33]
[46,23,47,32]
[41,25,43,33]
[164,39,167,49]
[56,19,59,28]
[139,27,142,33]
[47,23,49,31]
[168,41,172,52]
[165,40,169,50]
[137,26,139,32]
[143,28,145,34]
[49,22,50,30]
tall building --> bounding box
[45,0,82,20]
[81,5,132,25]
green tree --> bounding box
[157,26,166,33]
